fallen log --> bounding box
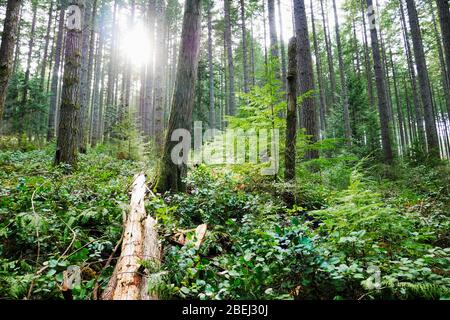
[101,173,161,300]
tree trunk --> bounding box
[155,0,202,193]
[154,0,167,149]
[436,0,450,118]
[285,37,297,181]
[399,0,425,145]
[366,0,393,164]
[239,0,250,93]
[268,0,278,60]
[310,0,326,132]
[40,1,55,90]
[0,0,22,122]
[55,1,84,167]
[293,0,319,160]
[320,0,336,108]
[405,0,440,157]
[19,1,37,135]
[224,0,235,115]
[47,6,65,141]
[277,0,287,91]
[208,1,216,128]
[332,0,351,144]
[360,0,374,109]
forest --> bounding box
[0,0,449,301]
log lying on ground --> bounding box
[101,173,161,300]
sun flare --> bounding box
[120,23,151,68]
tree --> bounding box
[55,0,84,166]
[207,0,216,128]
[47,4,65,141]
[436,0,450,118]
[366,0,393,163]
[332,0,351,144]
[155,0,202,192]
[293,0,319,160]
[0,0,22,122]
[285,37,297,181]
[239,0,250,93]
[405,0,440,158]
[224,0,235,115]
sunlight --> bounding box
[119,22,151,68]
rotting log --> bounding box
[101,173,161,300]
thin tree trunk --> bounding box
[47,6,65,141]
[405,0,440,157]
[208,1,216,129]
[239,0,250,93]
[332,0,351,144]
[40,1,55,90]
[285,37,297,181]
[320,0,336,108]
[366,0,393,163]
[310,0,326,132]
[19,2,37,135]
[277,0,287,90]
[360,0,374,109]
[224,0,235,115]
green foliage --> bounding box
[0,147,140,299]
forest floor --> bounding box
[0,140,449,300]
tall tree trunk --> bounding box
[268,0,278,60]
[86,0,98,145]
[19,2,37,135]
[78,0,93,152]
[239,0,250,93]
[224,0,235,115]
[436,0,450,118]
[389,49,406,154]
[91,13,105,148]
[399,0,424,145]
[144,0,156,136]
[0,0,22,122]
[40,1,55,90]
[155,0,201,193]
[366,0,393,163]
[47,5,65,141]
[207,1,216,129]
[405,0,440,157]
[277,0,287,90]
[431,1,450,123]
[154,0,167,149]
[360,0,374,109]
[55,1,84,167]
[285,37,297,181]
[310,0,326,132]
[320,0,336,108]
[332,0,351,144]
[293,0,319,160]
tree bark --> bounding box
[320,0,336,108]
[0,0,22,122]
[293,0,319,160]
[40,1,55,90]
[285,37,297,181]
[436,0,450,118]
[54,1,84,167]
[155,0,202,193]
[277,0,287,91]
[47,5,65,141]
[239,0,250,93]
[224,0,235,115]
[405,0,440,158]
[366,0,393,164]
[208,1,216,128]
[332,0,351,144]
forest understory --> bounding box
[0,137,448,300]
